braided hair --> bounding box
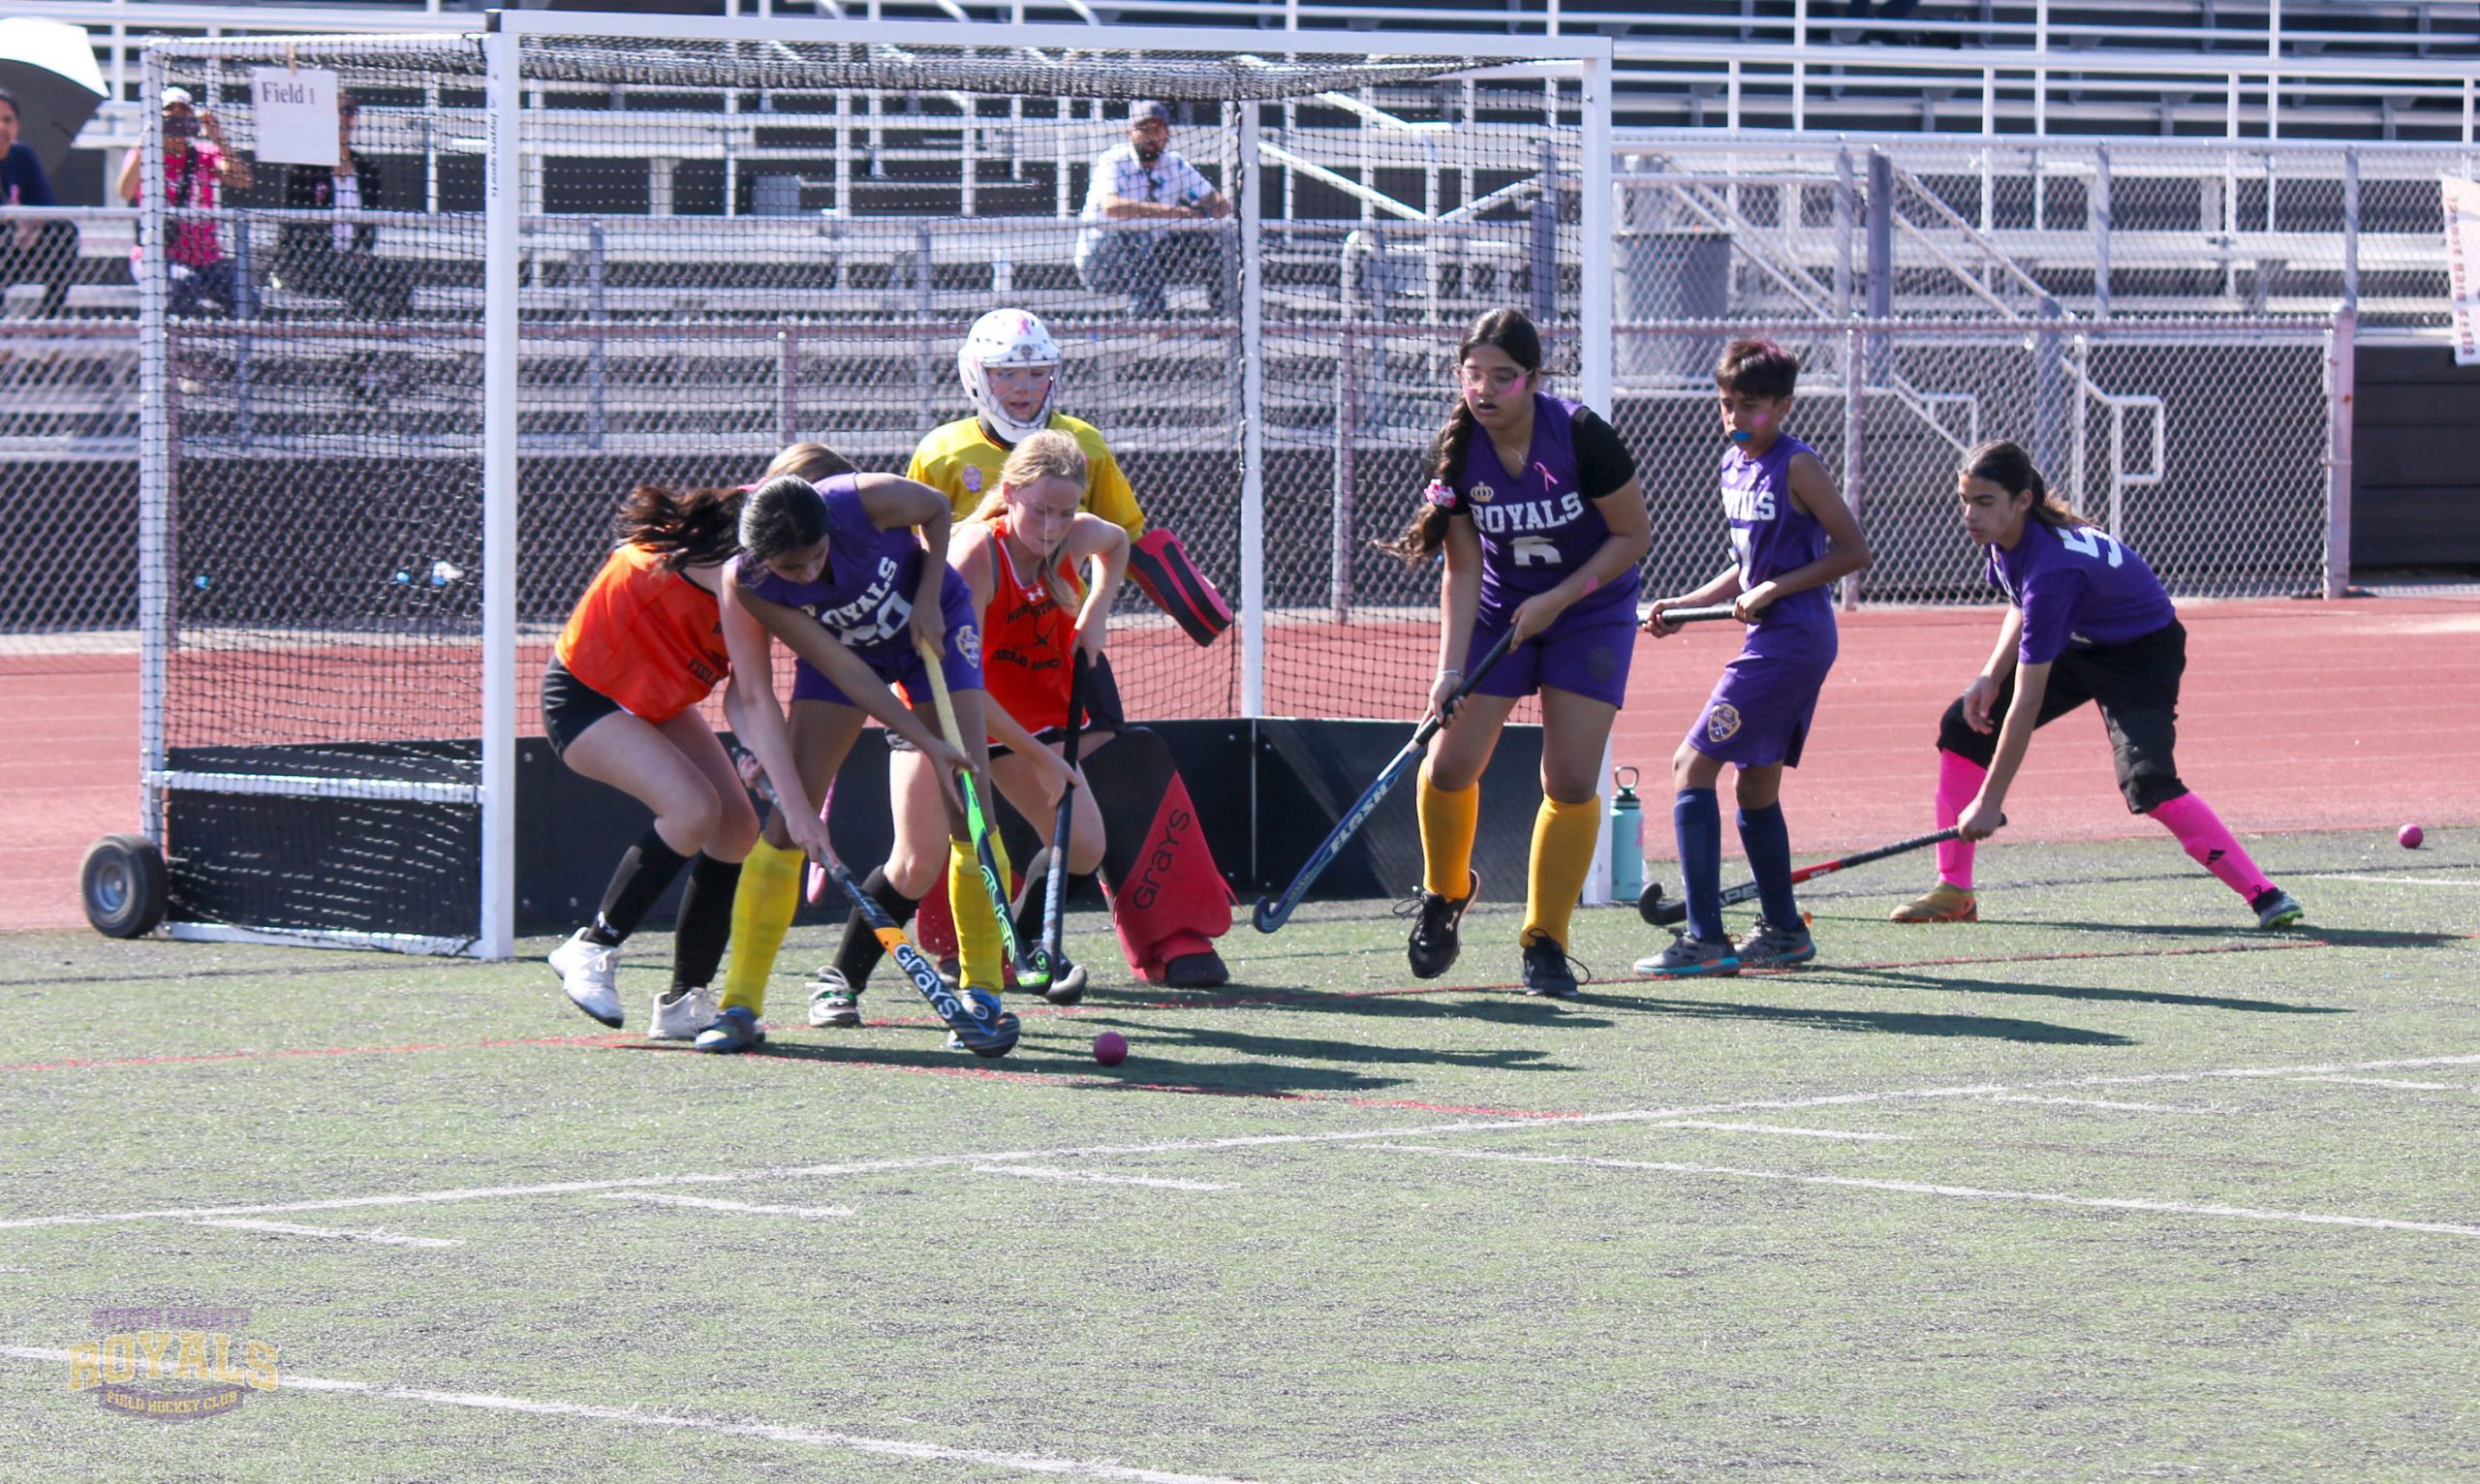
[1378,307,1544,564]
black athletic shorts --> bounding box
[541,654,627,761]
[1937,619,2187,814]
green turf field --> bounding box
[2,828,2474,1481]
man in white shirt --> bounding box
[1074,100,1232,318]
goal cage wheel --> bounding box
[81,833,168,939]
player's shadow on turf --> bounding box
[1091,1021,1577,1071]
[1834,966,2348,1015]
[1080,984,1618,1029]
[735,1038,1430,1097]
[2008,919,2465,950]
[1594,994,2135,1045]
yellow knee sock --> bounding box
[719,837,801,1015]
[949,829,1012,993]
[1523,795,1602,947]
[1418,766,1480,899]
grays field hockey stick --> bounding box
[1639,821,1994,927]
[816,843,1020,1058]
[734,748,1018,1056]
[1038,650,1091,984]
[1252,628,1518,935]
[914,634,1049,990]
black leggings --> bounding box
[1938,620,2189,814]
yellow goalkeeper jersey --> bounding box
[907,413,1145,539]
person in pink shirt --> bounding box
[115,87,254,318]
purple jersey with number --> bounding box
[1987,521,2177,666]
[1720,433,1835,660]
[1458,394,1636,624]
[734,474,926,651]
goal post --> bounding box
[137,16,1618,955]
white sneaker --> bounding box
[808,967,861,1029]
[648,985,717,1041]
[549,929,623,1027]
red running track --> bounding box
[7,596,2475,934]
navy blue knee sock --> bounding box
[1672,788,1723,943]
[1736,802,1799,932]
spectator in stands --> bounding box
[115,86,253,319]
[275,92,399,323]
[0,87,78,319]
[1074,100,1232,318]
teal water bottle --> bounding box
[1609,766,1644,903]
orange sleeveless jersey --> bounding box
[977,519,1077,735]
[553,543,731,724]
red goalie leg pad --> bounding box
[911,872,958,959]
[1093,749,1233,978]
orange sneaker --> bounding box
[1889,882,1977,922]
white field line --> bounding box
[2303,874,2480,888]
[1376,1145,2480,1240]
[598,1193,854,1219]
[975,1165,1232,1191]
[1977,1096,2220,1114]
[0,1346,1261,1484]
[183,1219,461,1248]
[1650,1121,1910,1142]
[8,1053,2480,1234]
[2291,1076,2463,1091]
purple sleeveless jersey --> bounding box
[1987,521,2178,666]
[733,474,981,704]
[1459,394,1638,625]
[735,474,927,650]
[1720,433,1835,662]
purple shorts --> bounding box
[1469,593,1638,709]
[1688,645,1834,769]
[790,575,982,707]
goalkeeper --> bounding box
[853,307,1234,995]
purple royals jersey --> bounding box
[733,474,927,651]
[1720,434,1835,657]
[1987,521,2179,665]
[1456,394,1637,622]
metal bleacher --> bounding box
[4,0,2469,458]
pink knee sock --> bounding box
[1934,750,1987,890]
[2149,792,2274,901]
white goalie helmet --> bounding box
[957,308,1063,445]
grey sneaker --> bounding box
[2249,887,2304,930]
[807,967,861,1028]
[1633,933,1741,978]
[1734,919,1816,969]
[647,985,718,1041]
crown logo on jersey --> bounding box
[1470,482,1496,504]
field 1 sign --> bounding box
[249,67,341,168]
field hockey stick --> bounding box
[1637,603,1740,627]
[913,634,1050,989]
[1039,649,1091,977]
[1252,627,1518,935]
[814,839,1020,1058]
[1638,821,1993,927]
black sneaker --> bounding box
[1401,870,1478,979]
[1520,934,1581,999]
